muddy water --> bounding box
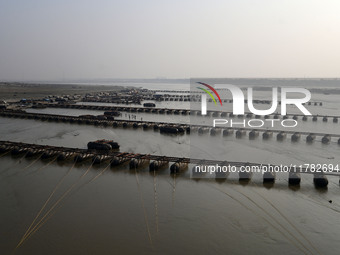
[1,81,340,255]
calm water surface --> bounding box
[1,81,340,255]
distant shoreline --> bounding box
[0,83,125,101]
[1,78,340,101]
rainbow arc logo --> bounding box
[196,82,223,106]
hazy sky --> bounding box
[0,0,339,80]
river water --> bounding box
[1,79,340,255]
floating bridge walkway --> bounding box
[0,140,338,188]
[1,110,340,145]
[45,103,335,121]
